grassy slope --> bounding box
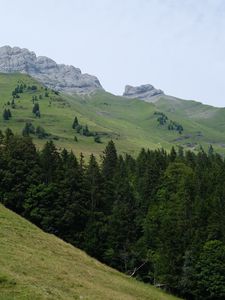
[155,96,225,153]
[0,73,225,157]
[0,204,179,300]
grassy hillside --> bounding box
[0,204,179,300]
[0,72,225,157]
[155,95,225,153]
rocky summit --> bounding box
[123,84,164,101]
[0,46,103,94]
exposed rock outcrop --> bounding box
[123,84,164,101]
[0,46,103,94]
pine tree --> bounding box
[4,128,14,143]
[105,156,138,272]
[36,126,47,139]
[0,130,4,145]
[40,141,60,183]
[22,123,29,136]
[195,240,225,299]
[85,154,103,211]
[102,140,118,179]
[1,135,39,213]
[22,122,35,136]
[170,146,177,162]
[101,140,118,213]
[32,103,40,115]
[83,124,90,136]
[94,135,101,143]
[3,109,9,120]
[7,109,12,118]
[72,116,79,129]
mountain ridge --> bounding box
[0,45,103,94]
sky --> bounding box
[1,0,225,107]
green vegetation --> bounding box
[167,120,183,134]
[1,132,225,299]
[22,122,48,139]
[1,73,225,157]
[0,70,225,299]
[3,108,12,120]
[154,111,183,134]
[154,111,168,125]
[72,116,96,137]
[0,204,179,300]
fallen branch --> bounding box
[129,261,147,277]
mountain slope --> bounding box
[0,46,102,94]
[0,73,225,156]
[0,204,179,300]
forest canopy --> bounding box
[0,129,225,299]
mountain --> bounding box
[0,45,225,156]
[123,84,164,101]
[0,204,179,300]
[0,72,225,157]
[0,46,102,94]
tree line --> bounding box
[0,130,225,299]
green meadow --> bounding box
[0,72,225,158]
[0,204,180,300]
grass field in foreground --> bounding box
[0,204,180,300]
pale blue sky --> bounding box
[1,0,225,107]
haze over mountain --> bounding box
[0,46,102,94]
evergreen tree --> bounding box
[72,116,79,129]
[83,124,90,136]
[0,132,224,299]
[4,128,14,144]
[40,141,60,184]
[170,146,177,162]
[22,122,35,136]
[100,140,118,213]
[32,103,40,115]
[144,162,195,290]
[82,154,107,258]
[94,135,101,143]
[1,135,40,213]
[102,140,117,179]
[3,109,9,120]
[195,240,225,299]
[7,109,12,118]
[36,126,47,139]
[106,157,138,273]
[76,124,83,133]
[0,130,4,145]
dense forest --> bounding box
[0,129,225,299]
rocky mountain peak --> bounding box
[0,46,103,94]
[123,84,164,101]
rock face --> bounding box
[0,46,103,94]
[123,84,164,101]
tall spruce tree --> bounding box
[40,141,60,184]
[72,116,79,129]
[102,140,117,179]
